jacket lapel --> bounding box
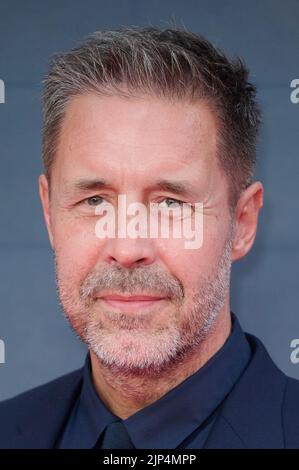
[204,333,286,449]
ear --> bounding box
[231,181,263,262]
[38,174,54,249]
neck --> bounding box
[90,304,232,420]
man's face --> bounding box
[41,93,235,374]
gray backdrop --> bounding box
[0,0,298,401]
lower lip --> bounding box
[99,298,166,313]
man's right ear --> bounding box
[38,174,54,249]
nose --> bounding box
[102,236,157,269]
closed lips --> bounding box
[100,295,165,301]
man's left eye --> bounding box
[159,198,184,208]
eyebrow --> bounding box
[71,178,112,192]
[149,179,198,198]
[68,177,199,198]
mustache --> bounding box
[78,264,184,301]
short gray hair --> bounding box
[42,26,261,208]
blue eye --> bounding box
[159,198,184,208]
[86,196,104,206]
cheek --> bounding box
[53,217,104,283]
[156,223,225,292]
[156,237,213,289]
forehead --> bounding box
[53,93,219,190]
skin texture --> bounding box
[39,93,263,419]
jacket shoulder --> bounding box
[0,368,82,413]
[246,333,299,447]
[283,376,299,448]
[0,368,83,448]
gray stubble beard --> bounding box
[56,223,235,377]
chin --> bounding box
[86,327,183,373]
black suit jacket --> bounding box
[0,332,299,448]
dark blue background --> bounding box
[0,0,298,400]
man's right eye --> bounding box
[86,196,104,206]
